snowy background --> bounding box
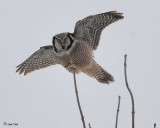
[0,0,160,128]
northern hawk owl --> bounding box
[16,11,124,84]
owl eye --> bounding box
[64,38,67,42]
[57,39,61,44]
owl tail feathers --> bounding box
[96,67,115,84]
[82,61,114,84]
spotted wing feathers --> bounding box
[16,45,57,75]
[74,11,124,50]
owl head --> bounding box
[52,32,74,54]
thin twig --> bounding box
[154,123,156,128]
[115,96,121,128]
[89,123,92,128]
[124,54,135,128]
[72,68,86,128]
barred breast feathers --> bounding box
[70,40,93,66]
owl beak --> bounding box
[62,42,65,45]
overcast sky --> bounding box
[0,0,160,128]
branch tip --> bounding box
[72,68,86,128]
[115,95,121,128]
[124,54,135,128]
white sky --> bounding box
[0,0,160,128]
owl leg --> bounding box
[65,64,81,74]
[82,60,114,84]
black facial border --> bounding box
[67,33,74,50]
[52,36,58,53]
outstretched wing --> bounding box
[16,45,57,75]
[74,11,124,50]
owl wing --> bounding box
[73,11,124,50]
[16,45,57,75]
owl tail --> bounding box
[82,60,114,84]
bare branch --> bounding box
[154,123,156,128]
[72,68,86,128]
[115,96,121,128]
[124,54,135,128]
